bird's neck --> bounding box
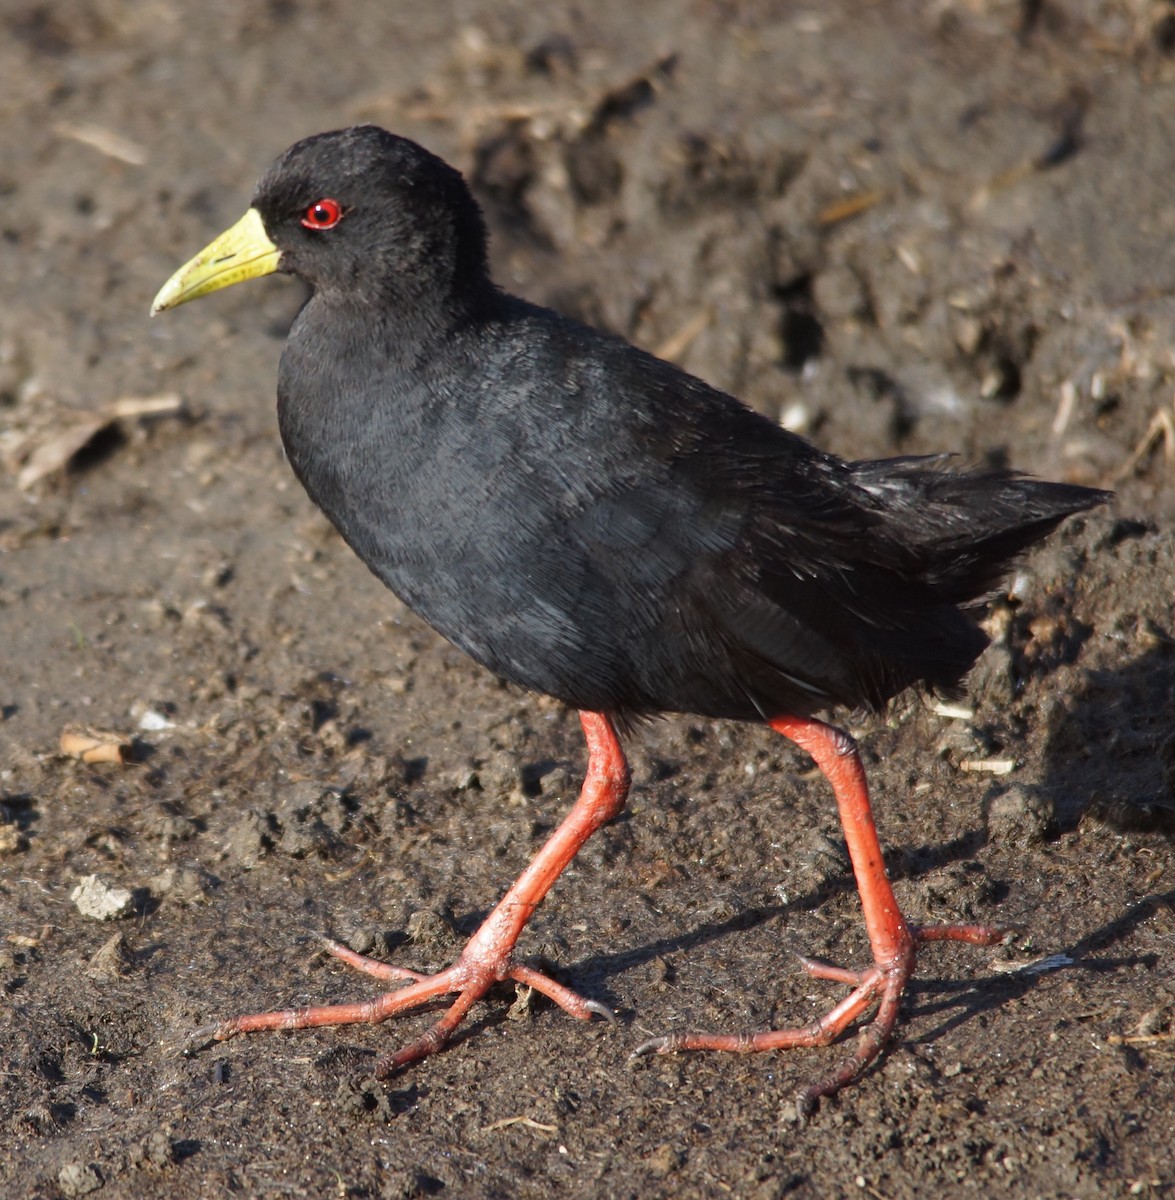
[304,275,500,367]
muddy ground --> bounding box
[2,1,1175,1197]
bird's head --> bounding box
[152,125,491,315]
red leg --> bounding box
[210,711,630,1076]
[634,715,1003,1114]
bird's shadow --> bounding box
[1038,640,1175,834]
[901,888,1170,1052]
[902,636,1175,1040]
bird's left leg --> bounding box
[207,711,630,1076]
[635,714,1003,1113]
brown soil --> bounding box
[2,3,1174,1197]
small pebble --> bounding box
[71,874,134,921]
[986,785,1053,843]
[58,1163,102,1198]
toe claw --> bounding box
[585,999,617,1023]
[630,1035,672,1059]
[181,1023,225,1055]
[795,1086,820,1122]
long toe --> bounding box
[634,961,889,1059]
[213,962,466,1040]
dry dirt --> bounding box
[2,2,1175,1197]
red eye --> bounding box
[301,198,343,230]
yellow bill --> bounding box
[151,208,280,315]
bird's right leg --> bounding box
[206,711,630,1076]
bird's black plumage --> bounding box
[252,125,1104,725]
[153,124,1110,1109]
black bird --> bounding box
[152,125,1108,1111]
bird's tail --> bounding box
[850,455,1111,605]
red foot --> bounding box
[201,712,630,1077]
[634,920,1003,1114]
[212,934,612,1077]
